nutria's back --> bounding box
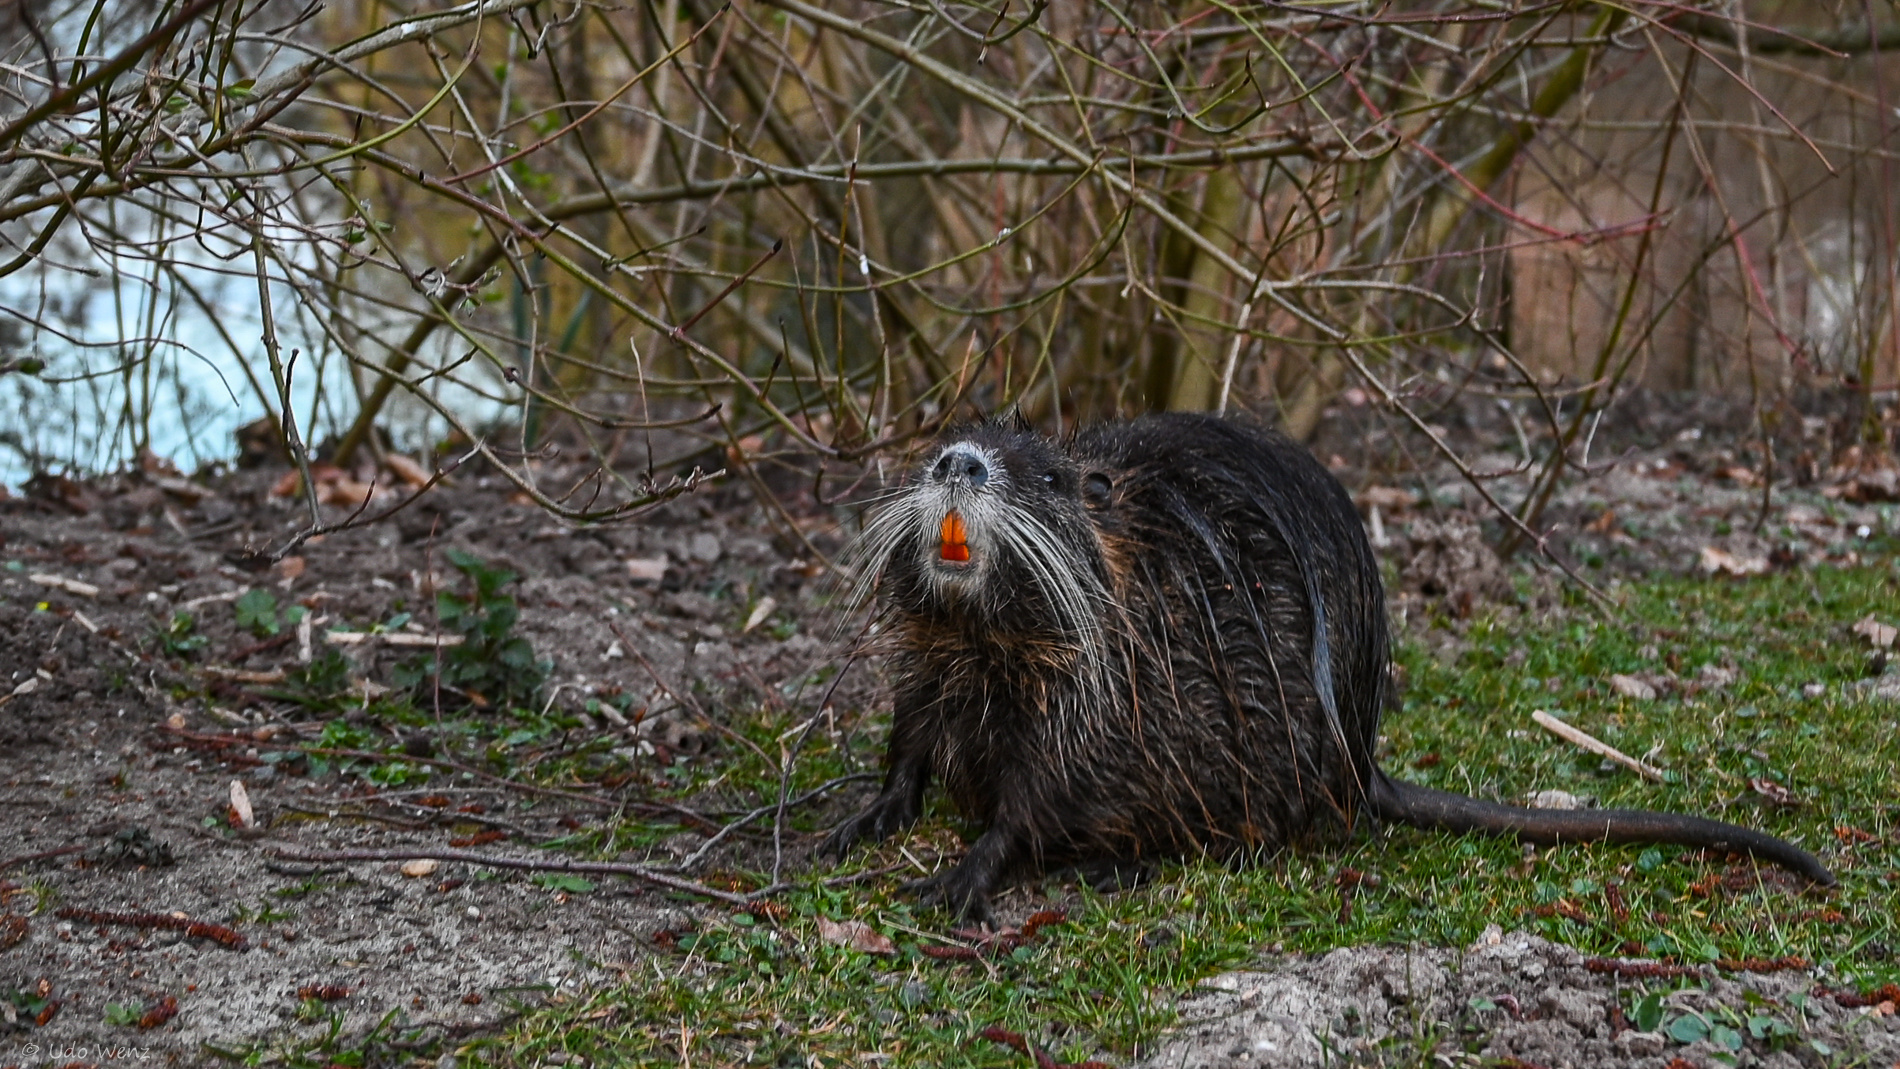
[825,413,1832,922]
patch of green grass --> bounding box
[444,560,1900,1066]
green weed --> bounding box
[392,548,548,710]
[155,611,208,657]
[233,587,305,638]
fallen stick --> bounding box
[1531,710,1666,782]
[56,906,247,948]
[0,845,85,871]
[267,847,755,906]
[324,630,464,647]
[293,745,728,831]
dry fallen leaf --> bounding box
[0,678,40,709]
[1356,486,1418,512]
[228,780,255,829]
[1826,445,1900,503]
[136,447,181,477]
[1699,546,1768,577]
[742,597,778,634]
[626,556,669,583]
[25,472,96,513]
[382,453,432,489]
[151,475,212,504]
[815,917,895,956]
[1526,789,1590,810]
[1608,673,1658,701]
[1784,504,1831,527]
[318,478,376,508]
[726,435,767,464]
[400,859,439,878]
[1851,614,1898,651]
[30,573,100,598]
[1748,778,1799,808]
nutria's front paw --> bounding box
[819,794,919,861]
[903,864,997,927]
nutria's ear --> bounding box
[1082,472,1114,508]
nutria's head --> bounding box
[852,419,1113,654]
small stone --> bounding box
[687,532,722,564]
[1608,674,1657,700]
[1615,1030,1666,1056]
[1852,614,1898,650]
[401,858,439,877]
[1696,663,1737,688]
[625,556,668,583]
[1525,789,1591,810]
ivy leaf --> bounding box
[1635,992,1663,1032]
[1668,1013,1710,1044]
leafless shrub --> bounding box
[0,1,1893,551]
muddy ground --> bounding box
[1,398,1895,1067]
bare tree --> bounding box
[0,1,1893,550]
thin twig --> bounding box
[678,772,877,872]
[265,847,755,905]
[0,845,85,871]
[1531,710,1667,783]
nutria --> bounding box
[822,413,1834,922]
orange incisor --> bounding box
[940,511,970,562]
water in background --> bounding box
[0,249,499,491]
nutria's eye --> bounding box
[1082,472,1113,507]
[1042,471,1057,485]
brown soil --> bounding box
[0,409,1892,1066]
[0,464,867,1065]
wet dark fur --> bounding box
[823,413,1834,921]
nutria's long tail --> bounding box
[1368,771,1836,886]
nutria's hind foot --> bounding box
[903,865,998,928]
[904,826,1017,926]
[819,791,921,861]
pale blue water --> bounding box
[0,255,499,490]
[2,268,331,488]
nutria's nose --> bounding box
[933,446,989,488]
